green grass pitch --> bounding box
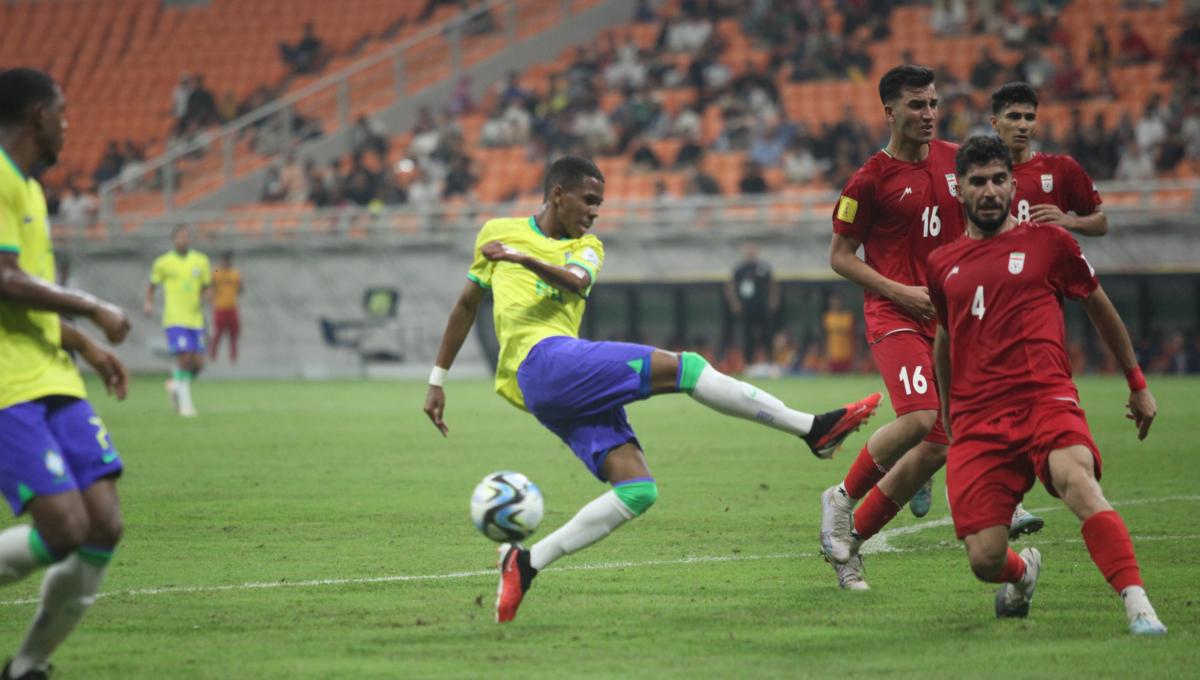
[0,375,1196,678]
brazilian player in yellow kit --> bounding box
[423,156,882,623]
[144,225,211,417]
[0,68,133,680]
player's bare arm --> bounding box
[933,325,952,442]
[0,251,130,343]
[143,282,157,318]
[830,233,934,321]
[60,319,129,400]
[1029,204,1108,237]
[1080,285,1156,439]
[424,280,487,436]
[481,239,592,295]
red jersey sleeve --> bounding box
[1046,226,1099,300]
[1059,155,1102,215]
[832,168,876,243]
[927,250,949,326]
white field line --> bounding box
[1,494,1196,607]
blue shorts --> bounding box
[0,397,125,515]
[166,326,205,355]
[517,336,655,481]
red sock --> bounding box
[1082,510,1143,594]
[852,488,901,540]
[994,548,1027,584]
[843,446,889,500]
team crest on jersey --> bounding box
[945,173,958,197]
[1008,252,1026,275]
[1041,174,1053,193]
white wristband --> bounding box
[429,366,448,387]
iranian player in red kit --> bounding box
[821,65,963,589]
[990,82,1108,237]
[928,135,1166,636]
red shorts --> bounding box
[869,330,948,445]
[214,308,240,333]
[947,398,1101,539]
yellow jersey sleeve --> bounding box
[199,253,212,287]
[150,254,166,285]
[0,179,20,254]
[467,221,498,289]
[565,235,604,296]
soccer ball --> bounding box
[470,471,544,543]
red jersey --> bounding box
[1011,152,1102,223]
[833,139,966,341]
[927,222,1099,431]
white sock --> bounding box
[177,377,195,414]
[529,491,635,571]
[689,365,815,436]
[1121,585,1157,621]
[0,525,42,586]
[10,554,108,676]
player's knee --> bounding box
[900,409,938,437]
[38,513,90,558]
[614,479,658,517]
[88,511,124,547]
[966,544,1006,582]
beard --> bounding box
[966,197,1011,232]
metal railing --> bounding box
[97,0,595,218]
[62,179,1200,251]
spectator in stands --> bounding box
[183,75,221,130]
[1087,25,1113,71]
[931,0,967,34]
[738,160,769,195]
[498,70,532,107]
[970,46,1005,89]
[481,101,513,147]
[279,153,306,204]
[408,106,441,161]
[1050,49,1087,100]
[261,166,289,203]
[1181,101,1200,162]
[170,74,193,124]
[1117,21,1154,64]
[686,165,721,196]
[630,137,662,172]
[782,133,826,184]
[633,0,657,23]
[442,154,477,199]
[665,13,712,53]
[673,128,705,168]
[1014,45,1055,88]
[450,75,475,116]
[749,122,791,168]
[304,159,332,208]
[462,0,497,37]
[1115,141,1156,181]
[407,163,442,211]
[58,181,97,228]
[218,91,239,124]
[280,22,325,75]
[611,88,663,152]
[92,141,125,186]
[605,36,648,90]
[343,154,380,206]
[670,103,703,140]
[1135,98,1168,152]
[725,243,778,367]
[350,114,389,164]
[572,98,617,155]
[419,0,456,21]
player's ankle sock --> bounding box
[685,361,815,436]
[176,372,195,412]
[852,488,901,541]
[994,548,1028,584]
[11,548,112,676]
[1081,510,1143,594]
[0,526,61,586]
[529,485,650,571]
[1120,585,1158,622]
[842,446,889,500]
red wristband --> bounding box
[1125,366,1147,391]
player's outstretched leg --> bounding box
[964,526,1041,618]
[496,447,657,623]
[671,351,880,458]
[1048,446,1166,635]
[1008,503,1044,539]
[7,480,122,678]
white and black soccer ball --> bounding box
[470,471,544,543]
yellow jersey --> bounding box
[0,147,86,409]
[823,310,855,363]
[151,249,211,328]
[468,216,604,410]
[211,268,241,311]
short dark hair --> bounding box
[991,82,1039,115]
[878,65,935,105]
[543,156,604,198]
[0,68,58,127]
[955,135,1013,176]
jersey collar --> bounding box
[0,145,25,181]
[529,215,568,240]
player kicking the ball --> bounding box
[423,156,880,623]
[928,135,1165,635]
